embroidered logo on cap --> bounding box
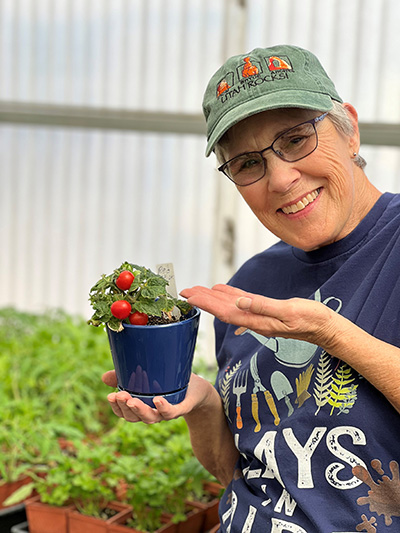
[216,72,234,98]
[267,55,292,71]
[242,56,259,77]
[217,79,231,97]
[215,55,293,101]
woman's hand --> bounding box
[102,369,238,484]
[181,284,340,351]
[101,371,217,425]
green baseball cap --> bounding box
[202,44,343,156]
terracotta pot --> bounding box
[203,481,223,531]
[175,503,206,533]
[0,476,33,509]
[202,499,220,532]
[68,501,132,533]
[185,481,223,532]
[202,481,224,498]
[109,503,206,533]
[108,512,177,533]
[25,495,74,533]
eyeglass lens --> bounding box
[223,121,317,186]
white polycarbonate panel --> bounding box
[1,0,399,362]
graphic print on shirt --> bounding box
[353,459,400,527]
[295,364,315,408]
[234,289,342,368]
[233,369,249,429]
[251,351,280,429]
[219,361,242,424]
[214,194,400,531]
[217,289,378,530]
[219,289,360,430]
[314,350,360,416]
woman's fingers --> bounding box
[107,391,160,423]
[181,284,333,344]
[106,390,184,424]
[105,374,213,425]
[181,284,274,329]
[107,392,127,419]
[102,370,118,387]
[181,285,244,322]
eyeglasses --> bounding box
[218,112,328,187]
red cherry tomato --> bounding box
[129,311,149,325]
[116,270,135,291]
[111,300,132,319]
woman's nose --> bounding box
[266,155,302,193]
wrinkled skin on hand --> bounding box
[102,371,215,424]
[180,284,339,350]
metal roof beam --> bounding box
[0,101,399,147]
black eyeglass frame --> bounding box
[217,112,328,187]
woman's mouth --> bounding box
[280,188,321,215]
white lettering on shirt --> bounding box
[274,488,297,516]
[325,426,367,489]
[283,427,327,488]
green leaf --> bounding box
[88,261,192,329]
[3,482,35,506]
[107,317,123,332]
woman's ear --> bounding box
[342,102,361,155]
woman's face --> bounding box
[218,106,370,251]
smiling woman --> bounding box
[102,44,400,533]
[214,100,377,252]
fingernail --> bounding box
[236,297,252,310]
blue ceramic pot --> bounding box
[106,308,200,407]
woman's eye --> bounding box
[236,157,262,173]
[241,158,259,169]
[289,135,307,145]
[278,131,312,153]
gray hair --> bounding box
[214,100,367,169]
[327,100,367,169]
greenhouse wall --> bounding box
[1,0,399,361]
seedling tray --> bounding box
[0,504,27,533]
[11,521,29,532]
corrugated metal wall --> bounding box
[1,0,400,360]
[0,0,225,328]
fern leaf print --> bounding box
[328,363,358,415]
[313,350,333,415]
[219,361,242,422]
[336,384,358,415]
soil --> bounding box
[98,507,118,520]
[147,314,187,325]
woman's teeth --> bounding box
[281,189,320,215]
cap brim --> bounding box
[205,90,334,157]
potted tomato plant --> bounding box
[88,262,200,407]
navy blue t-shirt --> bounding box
[214,192,400,532]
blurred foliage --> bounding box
[0,307,114,433]
[0,307,220,530]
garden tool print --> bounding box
[234,292,342,368]
[271,370,294,417]
[233,369,248,429]
[235,327,318,368]
[249,352,280,430]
